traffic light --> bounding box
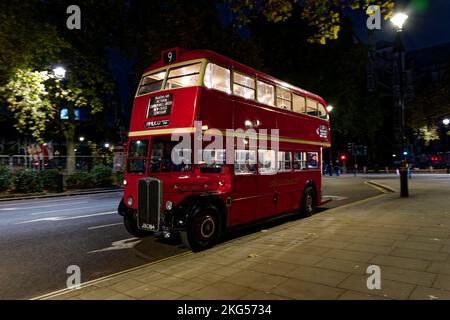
[347,142,353,153]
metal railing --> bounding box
[0,154,125,174]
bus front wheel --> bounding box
[123,214,153,238]
[301,186,316,217]
[180,204,221,251]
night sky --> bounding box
[351,0,450,51]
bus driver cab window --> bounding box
[307,152,319,169]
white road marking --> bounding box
[88,222,123,230]
[0,197,90,207]
[16,211,116,224]
[88,237,142,253]
[30,204,115,215]
[323,195,349,201]
[0,201,89,211]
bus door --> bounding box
[256,149,277,219]
[228,150,258,226]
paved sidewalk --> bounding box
[40,178,450,300]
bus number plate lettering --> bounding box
[144,119,169,128]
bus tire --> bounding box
[300,186,316,217]
[123,214,152,238]
[180,204,221,252]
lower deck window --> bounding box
[278,151,292,171]
[293,152,307,170]
[235,150,256,175]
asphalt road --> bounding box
[0,175,385,299]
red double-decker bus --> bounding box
[118,48,331,251]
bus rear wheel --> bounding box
[123,214,153,238]
[180,204,221,252]
[300,186,316,217]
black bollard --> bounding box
[400,161,408,197]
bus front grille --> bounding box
[137,178,162,232]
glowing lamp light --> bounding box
[104,143,110,148]
[79,136,85,142]
[53,66,66,79]
[443,118,450,126]
[326,105,334,113]
[391,13,409,30]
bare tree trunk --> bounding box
[63,125,75,176]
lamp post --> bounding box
[443,118,450,156]
[391,12,409,197]
[326,105,334,175]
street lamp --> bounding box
[53,66,66,79]
[326,105,334,113]
[391,13,409,31]
[79,136,85,142]
[391,11,409,197]
[104,143,110,148]
[443,118,450,126]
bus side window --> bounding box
[235,150,257,175]
[204,63,231,94]
[293,94,306,114]
[278,151,292,172]
[293,152,306,170]
[306,99,318,116]
[233,72,255,100]
[257,81,275,106]
[318,103,327,119]
[276,86,292,110]
[258,149,276,174]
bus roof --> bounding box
[143,48,327,106]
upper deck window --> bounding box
[204,63,231,94]
[276,87,292,110]
[293,94,306,113]
[257,81,275,106]
[165,63,201,90]
[318,103,327,119]
[138,71,166,95]
[233,72,255,100]
[306,98,318,116]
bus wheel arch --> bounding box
[300,181,317,217]
[179,195,225,251]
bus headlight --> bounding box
[127,196,133,206]
[166,200,173,211]
[123,179,128,186]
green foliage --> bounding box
[409,74,450,130]
[66,172,96,189]
[40,169,60,191]
[91,165,113,187]
[88,142,113,166]
[228,0,395,44]
[0,0,69,84]
[0,69,55,142]
[0,166,12,192]
[116,170,124,186]
[13,169,43,193]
